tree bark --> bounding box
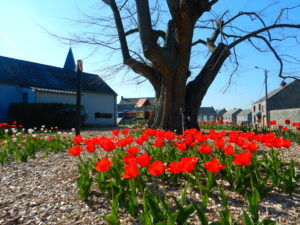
[148,74,187,133]
[184,43,230,130]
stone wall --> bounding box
[270,108,300,125]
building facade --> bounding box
[198,107,217,122]
[252,80,300,126]
[237,109,252,124]
[0,48,117,126]
[222,108,242,123]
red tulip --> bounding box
[122,129,129,135]
[177,142,187,151]
[247,142,259,152]
[123,155,136,165]
[86,144,96,153]
[285,119,291,125]
[95,157,112,172]
[269,120,277,125]
[224,145,234,155]
[283,139,291,148]
[167,162,182,174]
[180,157,198,173]
[148,160,165,176]
[184,135,194,145]
[165,131,175,141]
[73,135,82,144]
[101,139,116,152]
[112,129,120,136]
[127,146,140,156]
[198,144,213,155]
[153,138,164,147]
[122,163,139,179]
[136,153,152,167]
[233,151,252,166]
[204,157,226,173]
[68,145,82,156]
[215,139,225,149]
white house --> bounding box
[0,48,117,126]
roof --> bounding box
[31,87,76,95]
[63,47,76,71]
[0,55,117,96]
[119,97,155,105]
[255,80,296,103]
[223,108,242,116]
[199,107,216,115]
[135,98,151,108]
[238,109,252,116]
[215,109,227,116]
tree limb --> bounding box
[228,24,300,49]
[103,0,160,87]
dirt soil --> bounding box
[0,128,299,225]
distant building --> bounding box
[237,109,252,124]
[117,97,155,112]
[0,48,117,126]
[215,108,227,122]
[222,108,242,123]
[198,107,216,122]
[252,80,300,126]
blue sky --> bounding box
[0,0,299,110]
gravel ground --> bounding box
[0,129,299,225]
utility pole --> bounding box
[264,69,269,127]
[76,60,83,136]
[255,67,269,127]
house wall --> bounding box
[270,108,300,125]
[252,102,266,125]
[237,113,252,124]
[36,91,116,126]
[222,114,232,122]
[198,114,216,122]
[252,81,300,126]
[81,93,116,126]
[36,92,76,104]
[268,81,300,110]
[0,84,35,122]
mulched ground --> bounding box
[0,129,299,225]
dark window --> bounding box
[259,104,261,111]
[22,93,28,103]
[95,112,112,119]
[253,106,256,112]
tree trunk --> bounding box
[184,43,230,130]
[148,44,230,133]
[148,75,187,133]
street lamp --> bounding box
[76,60,83,136]
[255,66,269,127]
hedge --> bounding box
[8,103,86,129]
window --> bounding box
[259,104,261,111]
[253,106,256,112]
[94,113,112,119]
[262,105,264,112]
[22,93,28,103]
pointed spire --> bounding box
[63,47,76,71]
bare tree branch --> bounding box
[192,39,207,46]
[228,24,300,49]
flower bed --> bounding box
[70,128,299,224]
[0,122,72,164]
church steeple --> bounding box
[63,47,76,71]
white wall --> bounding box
[81,92,116,126]
[37,91,116,126]
[37,92,76,104]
